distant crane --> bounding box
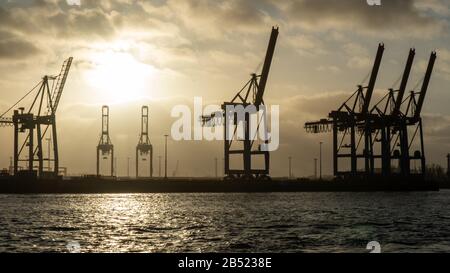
[368,48,416,175]
[305,44,384,177]
[136,106,153,178]
[202,27,279,180]
[396,51,436,175]
[0,57,73,178]
[96,105,114,177]
[305,45,436,178]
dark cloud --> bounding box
[168,0,280,36]
[0,0,143,40]
[423,114,450,141]
[47,8,117,39]
[286,0,443,35]
[0,30,41,59]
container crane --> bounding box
[136,106,153,178]
[202,27,279,180]
[395,51,436,175]
[305,45,436,179]
[368,48,415,175]
[304,44,384,177]
[96,105,114,177]
[0,57,73,178]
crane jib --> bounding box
[254,27,278,107]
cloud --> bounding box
[48,7,117,39]
[284,33,328,56]
[316,65,340,73]
[435,48,450,79]
[415,0,450,16]
[343,42,373,69]
[423,113,450,142]
[167,0,280,38]
[284,0,446,38]
[0,30,41,59]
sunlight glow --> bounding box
[85,50,157,104]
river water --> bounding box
[1,191,449,252]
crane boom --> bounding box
[361,43,384,115]
[50,57,73,114]
[414,51,436,120]
[254,27,278,106]
[392,48,415,116]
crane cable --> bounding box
[0,80,43,118]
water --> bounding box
[1,191,450,253]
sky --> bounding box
[0,0,449,177]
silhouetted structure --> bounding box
[164,134,168,179]
[202,27,278,180]
[0,58,72,178]
[97,106,114,177]
[367,48,415,176]
[447,154,450,177]
[136,106,153,178]
[305,44,436,178]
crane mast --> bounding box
[397,51,437,175]
[413,51,436,121]
[304,45,437,180]
[392,49,415,117]
[136,106,153,178]
[202,27,279,180]
[361,43,384,116]
[97,105,114,177]
[0,57,73,178]
[254,27,278,107]
[368,49,415,176]
[50,57,73,114]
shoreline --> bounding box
[0,176,441,193]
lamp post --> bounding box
[46,137,51,171]
[164,134,168,179]
[288,156,292,179]
[114,157,117,177]
[319,142,323,180]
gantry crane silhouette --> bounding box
[136,106,153,178]
[304,44,436,178]
[96,105,114,177]
[0,57,73,178]
[202,27,278,180]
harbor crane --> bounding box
[202,27,279,180]
[367,48,415,176]
[394,51,436,175]
[305,45,436,178]
[0,57,73,178]
[136,106,153,178]
[96,105,114,177]
[304,44,384,177]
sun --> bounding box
[85,50,156,104]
